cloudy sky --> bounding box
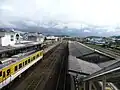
[0,0,120,36]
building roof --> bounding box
[0,50,36,69]
[84,58,120,81]
[68,55,101,75]
[0,41,41,54]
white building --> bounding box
[23,32,45,43]
[46,36,58,41]
[87,37,105,44]
[0,30,20,46]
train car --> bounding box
[0,49,43,89]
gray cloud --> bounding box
[0,0,120,36]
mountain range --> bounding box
[0,19,120,37]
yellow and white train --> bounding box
[0,50,43,89]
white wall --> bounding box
[0,38,2,46]
[0,31,21,46]
[1,33,16,46]
[36,37,44,43]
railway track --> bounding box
[55,43,68,90]
[24,45,62,90]
[9,42,68,90]
[43,42,68,90]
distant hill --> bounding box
[85,36,102,38]
[111,36,120,38]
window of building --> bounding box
[25,60,27,65]
[11,39,14,41]
[15,66,17,71]
[7,69,10,76]
[3,72,5,77]
[16,34,19,40]
[0,71,2,77]
[19,63,22,69]
[28,59,30,63]
[11,35,14,41]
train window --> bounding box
[3,72,5,77]
[28,59,30,63]
[37,54,39,58]
[33,56,35,60]
[25,60,27,65]
[19,63,22,69]
[23,62,24,66]
[0,71,2,77]
[7,69,10,76]
[15,66,17,71]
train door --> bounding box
[41,50,43,57]
[0,70,2,83]
[1,67,11,86]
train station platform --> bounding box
[68,41,120,90]
[69,41,94,57]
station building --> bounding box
[0,30,20,46]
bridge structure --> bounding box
[83,59,120,90]
[68,41,120,90]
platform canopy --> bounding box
[68,55,101,76]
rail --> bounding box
[24,44,60,90]
[55,42,68,90]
